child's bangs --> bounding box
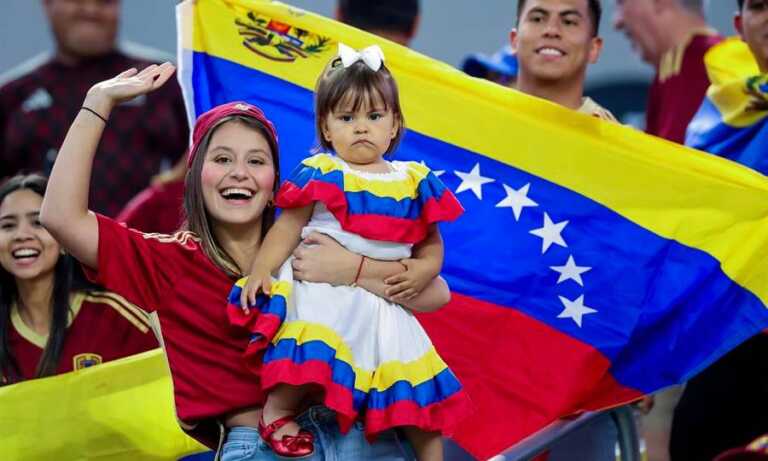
[330,70,394,113]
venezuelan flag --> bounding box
[0,350,209,460]
[177,1,768,458]
[686,37,768,173]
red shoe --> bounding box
[258,414,315,459]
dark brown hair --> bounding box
[314,58,405,154]
[338,0,419,35]
[0,174,91,384]
[517,0,602,36]
[183,116,280,278]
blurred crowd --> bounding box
[1,1,766,460]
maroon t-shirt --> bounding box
[646,32,723,144]
[0,50,189,216]
[83,214,266,425]
[7,290,159,382]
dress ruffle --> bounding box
[260,320,474,438]
[275,153,463,244]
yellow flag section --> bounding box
[0,349,207,460]
[179,0,768,307]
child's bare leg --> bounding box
[403,427,443,461]
[262,384,309,439]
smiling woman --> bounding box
[0,173,158,385]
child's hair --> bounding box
[314,57,406,155]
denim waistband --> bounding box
[225,426,261,443]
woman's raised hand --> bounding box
[83,63,176,115]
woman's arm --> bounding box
[40,64,176,269]
[291,232,451,312]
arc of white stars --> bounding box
[454,163,494,200]
[550,255,591,286]
[529,212,568,254]
[496,183,538,221]
[557,295,597,327]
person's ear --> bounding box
[734,13,744,39]
[510,28,519,53]
[588,36,604,64]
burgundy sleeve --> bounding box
[82,214,171,313]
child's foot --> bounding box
[258,414,314,459]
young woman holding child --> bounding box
[40,57,457,460]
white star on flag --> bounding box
[529,212,568,253]
[550,255,591,286]
[420,161,444,177]
[496,183,538,221]
[557,295,597,327]
[454,163,494,200]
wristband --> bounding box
[352,255,366,287]
[81,106,108,124]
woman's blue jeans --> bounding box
[220,406,416,461]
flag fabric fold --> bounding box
[0,349,208,460]
[686,37,768,174]
[177,1,768,458]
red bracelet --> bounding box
[352,255,366,287]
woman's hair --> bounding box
[314,58,405,154]
[0,173,89,385]
[183,115,281,278]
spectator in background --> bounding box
[512,0,615,120]
[0,174,157,385]
[669,2,768,460]
[613,0,722,143]
[335,0,420,47]
[116,155,187,234]
[0,0,189,217]
[460,44,519,87]
[510,1,620,460]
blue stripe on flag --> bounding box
[190,52,768,394]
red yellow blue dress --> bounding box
[227,153,473,438]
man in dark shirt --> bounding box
[613,0,722,144]
[0,0,189,217]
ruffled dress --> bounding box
[227,153,473,438]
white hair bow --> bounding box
[338,43,385,72]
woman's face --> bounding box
[200,121,277,228]
[0,189,61,282]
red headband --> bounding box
[187,101,279,167]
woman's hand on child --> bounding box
[240,267,273,315]
[384,258,436,301]
[83,63,176,116]
[292,232,358,286]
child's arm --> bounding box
[384,224,444,301]
[240,205,313,311]
[40,64,176,269]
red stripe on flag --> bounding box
[416,293,643,459]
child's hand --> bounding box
[384,258,438,302]
[239,266,273,315]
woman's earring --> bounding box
[267,198,274,208]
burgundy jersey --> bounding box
[84,214,267,426]
[0,49,189,216]
[646,31,723,144]
[7,290,159,381]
